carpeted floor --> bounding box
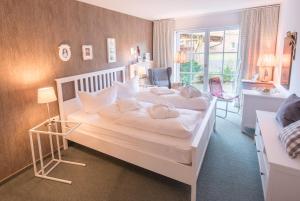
[0,112,264,201]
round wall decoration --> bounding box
[58,44,71,61]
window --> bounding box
[176,28,240,93]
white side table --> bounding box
[29,117,86,184]
[241,89,286,132]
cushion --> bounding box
[180,85,202,98]
[279,120,300,158]
[276,94,300,127]
[78,86,117,113]
[114,76,139,99]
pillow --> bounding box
[78,86,117,113]
[180,85,202,98]
[116,98,141,113]
[276,94,300,127]
[279,120,300,158]
[114,76,139,99]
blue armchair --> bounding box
[148,67,172,89]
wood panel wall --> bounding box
[0,0,153,181]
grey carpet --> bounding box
[0,113,264,201]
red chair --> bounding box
[209,77,240,118]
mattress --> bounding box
[67,110,205,164]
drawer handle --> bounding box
[260,172,264,176]
[257,150,261,153]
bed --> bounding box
[55,66,217,201]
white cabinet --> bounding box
[255,111,300,201]
[241,89,286,132]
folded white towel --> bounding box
[180,85,202,98]
[117,98,141,113]
[148,104,179,119]
[150,87,175,96]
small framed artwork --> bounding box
[58,44,71,61]
[82,45,93,60]
[107,38,116,63]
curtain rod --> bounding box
[241,3,280,11]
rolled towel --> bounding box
[150,87,175,96]
[180,85,202,98]
[148,104,179,119]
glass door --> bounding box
[208,29,240,93]
[176,28,240,93]
[177,31,206,91]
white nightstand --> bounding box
[29,117,86,184]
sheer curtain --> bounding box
[237,6,280,91]
[153,19,175,68]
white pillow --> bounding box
[78,86,117,113]
[114,76,139,99]
[117,98,141,113]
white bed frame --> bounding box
[55,66,217,201]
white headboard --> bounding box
[55,66,126,120]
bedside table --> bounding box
[29,117,86,184]
[241,89,286,133]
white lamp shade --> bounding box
[37,87,57,104]
[257,54,277,67]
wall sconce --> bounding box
[175,51,187,64]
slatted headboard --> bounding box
[55,66,126,120]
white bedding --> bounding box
[98,101,203,138]
[67,110,204,164]
[136,88,210,111]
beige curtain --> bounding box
[237,6,280,82]
[153,19,175,68]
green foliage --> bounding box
[180,60,204,84]
[223,66,234,82]
[180,61,203,73]
[180,60,235,84]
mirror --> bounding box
[281,32,297,89]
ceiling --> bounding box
[77,0,282,20]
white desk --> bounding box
[241,89,286,132]
[241,79,274,90]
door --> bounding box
[176,31,207,91]
[176,28,240,93]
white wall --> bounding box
[276,0,300,96]
[175,10,241,30]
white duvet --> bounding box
[98,101,203,138]
[136,88,210,111]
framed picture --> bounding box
[58,44,71,62]
[82,45,93,60]
[107,38,116,63]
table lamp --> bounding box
[257,54,277,82]
[37,87,57,122]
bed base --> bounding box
[55,67,217,201]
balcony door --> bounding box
[176,28,240,93]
